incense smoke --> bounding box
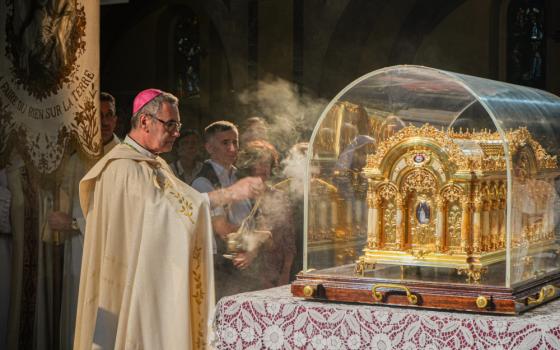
[237,77,327,154]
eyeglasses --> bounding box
[150,115,182,132]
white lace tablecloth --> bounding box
[211,285,560,350]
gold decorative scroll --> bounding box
[0,0,101,175]
[367,124,470,171]
[402,168,437,194]
[365,125,558,174]
[359,122,559,281]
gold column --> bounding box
[489,200,498,251]
[355,199,363,233]
[460,195,470,253]
[319,200,328,235]
[544,181,553,237]
[346,200,353,232]
[395,194,405,249]
[498,199,505,248]
[473,196,482,253]
[330,196,338,228]
[548,189,555,239]
[367,193,381,249]
[534,187,542,241]
[481,200,490,252]
[309,197,317,241]
[435,195,444,252]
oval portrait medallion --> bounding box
[416,201,430,225]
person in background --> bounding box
[192,121,256,300]
[170,129,204,185]
[48,92,120,237]
[237,140,296,288]
[73,89,264,349]
[240,116,270,146]
[0,152,33,350]
[46,91,120,350]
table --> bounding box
[211,285,560,349]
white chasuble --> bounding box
[74,144,215,349]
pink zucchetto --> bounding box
[132,88,163,116]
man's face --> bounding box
[145,102,181,154]
[100,101,117,144]
[205,129,239,168]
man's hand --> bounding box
[208,177,265,208]
[228,177,265,201]
[48,211,73,231]
[232,251,256,270]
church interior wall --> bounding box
[101,7,164,94]
[258,0,294,82]
[545,0,560,95]
[301,0,350,97]
[415,0,492,77]
[98,0,560,133]
[355,1,416,78]
[309,1,391,98]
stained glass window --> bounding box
[174,11,201,97]
[507,0,546,88]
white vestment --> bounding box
[60,135,120,350]
[74,143,215,349]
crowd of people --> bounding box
[88,89,307,348]
[0,89,307,349]
[189,120,300,300]
[0,88,308,349]
[163,105,304,301]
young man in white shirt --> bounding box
[192,121,258,300]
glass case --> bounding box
[291,65,560,314]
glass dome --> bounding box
[296,65,560,313]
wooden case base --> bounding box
[291,266,560,315]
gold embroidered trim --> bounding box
[169,190,195,224]
[191,245,206,349]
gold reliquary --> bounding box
[292,65,560,314]
[357,124,560,282]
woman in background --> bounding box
[237,140,296,288]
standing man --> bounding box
[48,91,120,236]
[192,121,258,300]
[74,89,263,349]
[47,91,120,350]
